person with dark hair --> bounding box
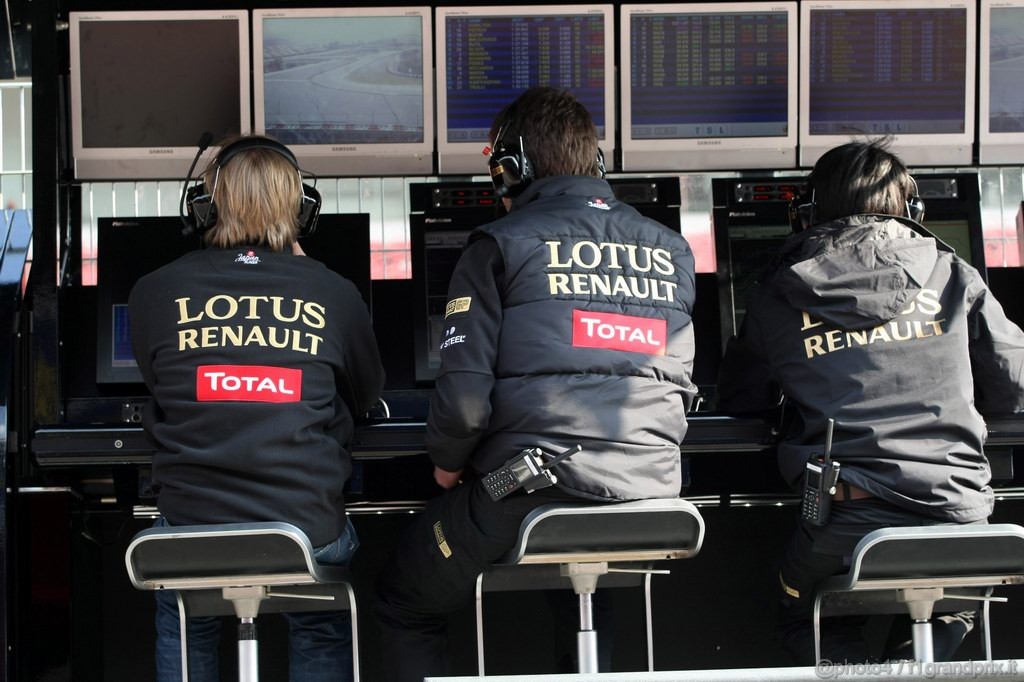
[129,134,385,681]
[717,139,1024,664]
[373,86,698,681]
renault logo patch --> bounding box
[433,521,452,558]
[445,297,472,318]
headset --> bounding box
[788,175,924,233]
[181,135,322,237]
[487,119,607,199]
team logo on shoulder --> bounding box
[445,297,472,318]
[587,197,611,210]
[440,326,466,350]
[235,250,261,265]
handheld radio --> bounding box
[801,418,840,526]
[481,444,581,502]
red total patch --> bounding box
[572,309,667,355]
[196,365,302,403]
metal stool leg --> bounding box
[176,592,191,682]
[911,620,934,663]
[238,618,259,682]
[577,592,599,674]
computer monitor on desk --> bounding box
[94,215,372,386]
[712,173,986,344]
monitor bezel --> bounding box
[435,4,616,176]
[979,0,1024,164]
[798,0,977,168]
[620,2,798,172]
[252,6,434,177]
[69,10,251,181]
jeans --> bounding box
[154,517,359,682]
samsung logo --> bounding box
[331,146,357,152]
[148,149,174,155]
[697,140,722,146]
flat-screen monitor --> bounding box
[979,0,1024,164]
[436,5,615,175]
[69,10,250,180]
[620,3,797,171]
[96,215,372,385]
[799,1,976,167]
[253,7,433,176]
[713,173,986,344]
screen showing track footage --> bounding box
[988,7,1024,133]
[629,11,789,140]
[807,8,969,136]
[260,16,425,144]
[443,13,608,143]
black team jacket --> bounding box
[718,215,1024,522]
[427,175,698,501]
[129,245,384,546]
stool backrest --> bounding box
[840,524,1024,590]
[126,522,324,590]
[502,498,705,565]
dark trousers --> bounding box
[373,481,608,682]
[777,498,979,665]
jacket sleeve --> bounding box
[338,284,386,417]
[716,295,783,415]
[967,277,1024,415]
[426,236,504,472]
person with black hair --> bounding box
[373,87,698,681]
[717,139,1024,664]
[130,134,385,681]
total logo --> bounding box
[196,365,302,403]
[572,309,666,355]
[587,197,611,211]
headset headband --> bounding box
[182,136,322,238]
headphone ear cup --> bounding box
[185,183,217,232]
[298,183,322,237]
[488,132,533,199]
[907,195,925,223]
[489,152,521,198]
[789,190,814,233]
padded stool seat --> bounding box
[814,523,1024,664]
[125,521,359,682]
[476,498,705,674]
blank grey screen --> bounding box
[78,19,242,148]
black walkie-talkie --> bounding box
[801,418,840,527]
[481,444,581,502]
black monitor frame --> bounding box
[94,214,372,386]
[712,173,987,347]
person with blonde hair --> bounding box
[130,134,384,681]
